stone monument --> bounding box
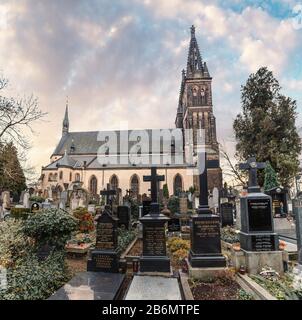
[139,167,170,273]
[87,207,119,273]
[188,152,226,279]
[237,157,283,274]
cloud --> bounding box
[0,0,301,180]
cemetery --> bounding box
[1,155,302,301]
[1,3,302,307]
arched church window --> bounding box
[59,171,63,180]
[75,173,80,182]
[48,173,53,181]
[173,174,183,196]
[130,174,139,196]
[89,176,98,195]
[69,172,72,181]
[110,174,118,191]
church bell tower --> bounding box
[176,25,222,192]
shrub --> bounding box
[168,196,180,214]
[117,228,137,254]
[10,208,31,220]
[0,251,71,300]
[0,219,32,268]
[72,207,95,233]
[23,208,78,250]
[29,196,45,203]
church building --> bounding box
[38,26,222,201]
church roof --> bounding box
[52,129,184,156]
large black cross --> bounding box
[143,167,165,203]
[239,157,266,193]
[100,183,116,206]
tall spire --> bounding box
[186,25,203,77]
[62,97,69,136]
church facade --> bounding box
[38,26,222,201]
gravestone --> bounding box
[140,167,170,273]
[142,198,152,217]
[220,203,234,227]
[117,205,131,230]
[2,191,11,212]
[265,187,288,218]
[168,217,181,232]
[87,208,119,273]
[239,158,278,252]
[212,187,219,213]
[31,202,40,212]
[48,272,125,300]
[179,195,188,214]
[296,208,302,265]
[189,152,226,269]
[42,199,52,209]
[23,191,30,209]
[100,184,116,209]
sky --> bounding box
[0,0,302,181]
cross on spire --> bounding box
[143,167,165,204]
[100,183,116,207]
[239,157,266,193]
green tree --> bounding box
[163,183,169,199]
[233,67,301,187]
[264,161,279,191]
[0,142,26,194]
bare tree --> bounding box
[220,143,247,187]
[0,77,47,149]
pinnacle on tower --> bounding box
[62,97,69,136]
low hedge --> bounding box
[10,208,31,220]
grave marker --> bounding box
[220,202,234,227]
[117,205,131,230]
[239,157,279,252]
[140,167,170,273]
[87,208,119,273]
[188,152,226,268]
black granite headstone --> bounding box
[189,152,226,268]
[142,199,152,217]
[239,157,279,252]
[168,218,181,232]
[220,203,234,227]
[87,208,120,273]
[117,205,131,230]
[140,167,170,273]
[48,272,125,300]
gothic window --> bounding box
[105,146,109,156]
[48,173,53,181]
[110,174,118,190]
[59,171,63,180]
[75,173,80,182]
[69,172,72,182]
[53,173,58,181]
[89,176,98,195]
[173,174,183,196]
[130,174,139,196]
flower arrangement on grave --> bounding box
[167,237,190,264]
[72,207,95,233]
[220,226,240,244]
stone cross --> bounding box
[143,167,165,203]
[100,183,116,206]
[197,152,209,209]
[239,157,266,193]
